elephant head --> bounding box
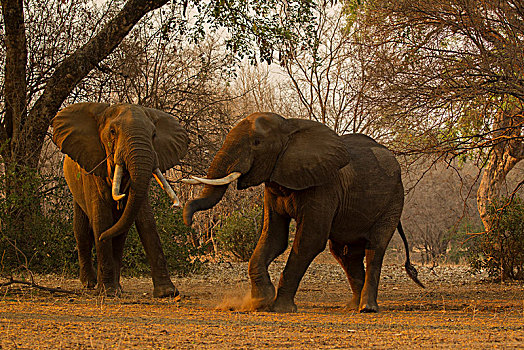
[52,102,188,240]
[183,112,350,225]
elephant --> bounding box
[52,102,189,297]
[183,112,424,312]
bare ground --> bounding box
[1,252,523,349]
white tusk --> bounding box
[112,165,126,201]
[153,168,180,207]
[189,171,241,186]
[181,178,201,185]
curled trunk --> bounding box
[99,152,152,241]
[183,150,234,226]
[183,184,228,226]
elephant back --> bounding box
[339,133,402,191]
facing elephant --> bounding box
[52,102,189,297]
[184,112,424,312]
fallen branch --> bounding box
[0,278,79,295]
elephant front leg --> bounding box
[272,217,331,313]
[92,209,120,296]
[73,203,97,289]
[111,229,128,295]
[248,202,290,310]
[93,241,120,296]
[135,199,178,298]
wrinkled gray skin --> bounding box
[184,112,423,312]
[52,103,188,297]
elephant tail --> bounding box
[398,222,425,288]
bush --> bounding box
[0,166,77,276]
[469,196,524,280]
[446,219,484,265]
[215,205,262,261]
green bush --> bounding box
[0,166,77,276]
[446,220,484,265]
[215,205,262,261]
[469,196,524,280]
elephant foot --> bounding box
[347,296,361,311]
[96,283,122,297]
[79,270,97,289]
[271,297,297,313]
[81,277,97,289]
[248,297,272,311]
[153,283,179,298]
[250,284,275,310]
[359,303,378,313]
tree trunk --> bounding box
[1,0,28,160]
[477,109,524,230]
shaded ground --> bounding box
[1,252,523,349]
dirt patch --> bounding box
[1,254,523,349]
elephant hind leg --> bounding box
[359,221,397,313]
[73,202,96,289]
[359,247,387,313]
[329,239,366,310]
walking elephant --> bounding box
[52,102,189,297]
[183,112,424,312]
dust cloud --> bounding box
[216,291,267,312]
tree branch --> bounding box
[0,278,79,295]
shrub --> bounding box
[215,205,262,261]
[469,196,524,280]
[0,166,77,276]
[446,219,484,265]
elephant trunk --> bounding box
[99,149,153,241]
[183,184,228,226]
[183,150,235,226]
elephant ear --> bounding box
[52,102,110,177]
[141,107,189,172]
[270,119,351,190]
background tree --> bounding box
[351,0,524,230]
[0,0,317,208]
[1,0,175,171]
[401,160,482,264]
[281,1,380,135]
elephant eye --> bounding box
[253,138,261,146]
[109,128,116,137]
